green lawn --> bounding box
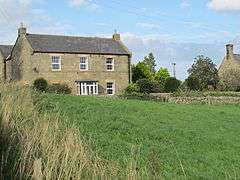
[43,94,240,179]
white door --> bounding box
[77,82,98,96]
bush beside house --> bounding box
[47,84,72,94]
[33,78,48,92]
[33,78,71,94]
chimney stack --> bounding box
[113,30,120,41]
[18,23,27,36]
[226,44,233,59]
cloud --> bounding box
[180,0,190,8]
[67,0,98,10]
[121,32,225,80]
[0,0,74,44]
[208,0,240,11]
[68,0,86,6]
[136,22,161,30]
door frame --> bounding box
[76,81,99,96]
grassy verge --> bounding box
[0,85,149,179]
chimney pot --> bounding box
[113,33,120,41]
[226,44,233,59]
[18,24,27,36]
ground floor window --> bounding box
[106,82,115,95]
[76,81,98,95]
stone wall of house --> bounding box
[10,32,130,95]
[24,53,129,95]
[11,34,34,82]
[5,60,12,82]
[0,53,4,83]
[218,45,240,90]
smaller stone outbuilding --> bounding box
[218,44,240,90]
[0,45,13,82]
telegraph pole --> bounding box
[172,63,176,78]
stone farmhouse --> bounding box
[0,27,132,95]
[219,44,240,89]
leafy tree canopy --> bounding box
[132,62,152,83]
[186,75,200,91]
[188,55,219,90]
[143,52,157,73]
[155,67,170,81]
[165,77,181,93]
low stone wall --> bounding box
[150,93,240,105]
[121,93,240,105]
[168,96,240,105]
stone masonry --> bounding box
[218,44,240,90]
[7,27,132,95]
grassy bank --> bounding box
[43,94,240,179]
[0,86,147,180]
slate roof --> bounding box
[26,34,131,56]
[0,45,13,59]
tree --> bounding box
[132,62,152,83]
[143,53,157,73]
[154,67,170,92]
[188,55,219,90]
[137,79,154,94]
[185,76,200,91]
[165,77,181,93]
[155,67,170,81]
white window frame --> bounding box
[51,56,61,71]
[106,58,114,71]
[79,57,89,71]
[106,82,115,95]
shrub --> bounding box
[33,78,48,92]
[151,80,164,93]
[132,62,152,83]
[137,79,154,94]
[120,92,163,102]
[216,80,227,91]
[186,76,200,91]
[124,83,140,94]
[47,84,72,94]
[135,79,164,94]
[165,77,181,93]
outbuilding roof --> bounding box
[26,34,131,56]
[0,45,13,59]
[233,54,240,65]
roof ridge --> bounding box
[27,33,113,40]
[26,33,131,55]
[0,45,14,47]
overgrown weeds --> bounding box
[0,85,150,179]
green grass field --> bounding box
[44,94,240,179]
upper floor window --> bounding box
[79,57,88,71]
[106,82,115,95]
[51,56,61,71]
[106,58,114,71]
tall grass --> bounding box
[0,85,150,180]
